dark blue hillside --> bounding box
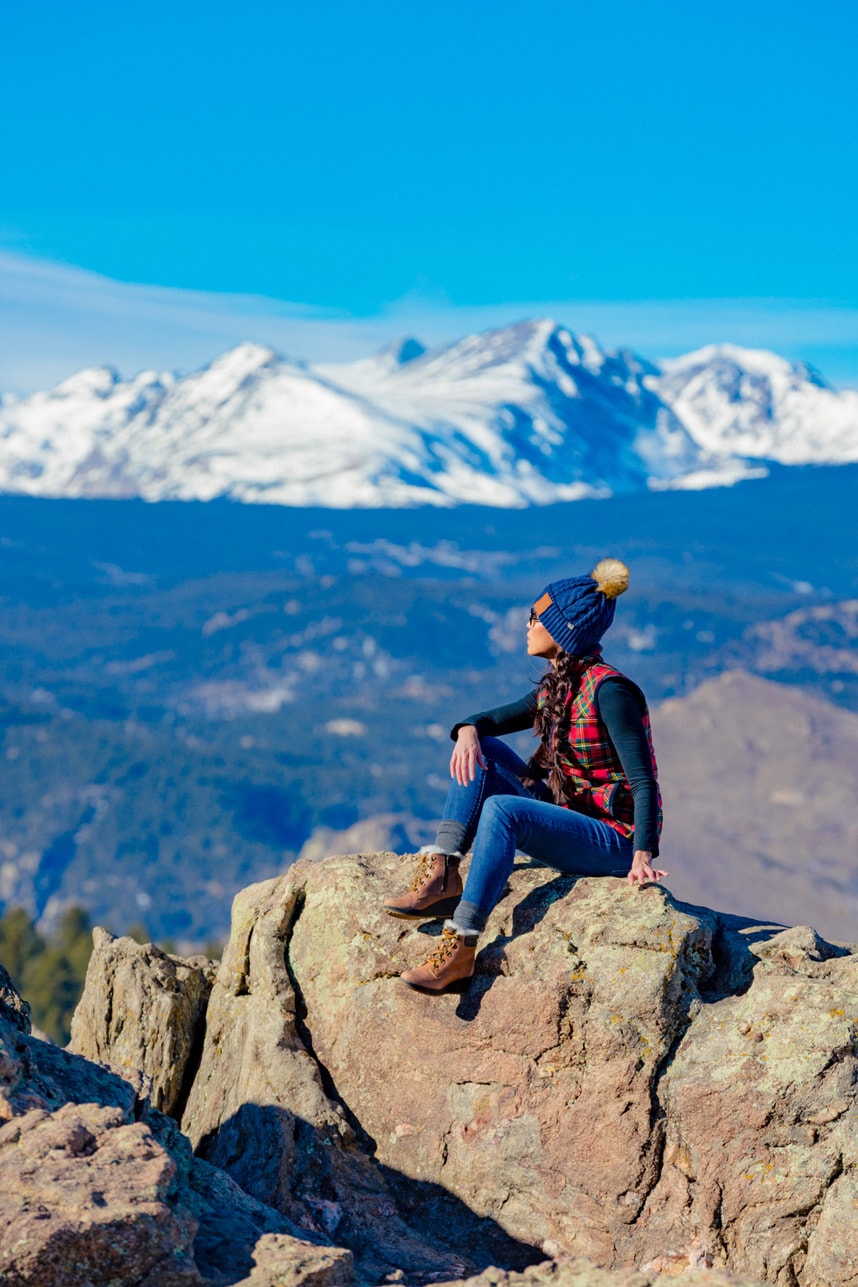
[1,462,855,591]
[0,463,855,943]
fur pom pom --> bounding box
[591,557,629,599]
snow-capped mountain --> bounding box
[653,344,858,464]
[0,320,856,507]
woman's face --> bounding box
[526,609,561,662]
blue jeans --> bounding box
[435,736,633,933]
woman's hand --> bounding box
[627,850,669,888]
[450,725,487,786]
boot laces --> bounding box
[409,852,441,892]
[427,928,459,975]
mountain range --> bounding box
[1,320,856,507]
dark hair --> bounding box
[532,651,583,805]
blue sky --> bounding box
[2,0,857,390]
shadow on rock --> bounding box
[456,872,578,1021]
[196,1103,544,1286]
[671,897,851,1002]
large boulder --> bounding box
[641,923,858,1285]
[0,1098,202,1287]
[176,852,857,1285]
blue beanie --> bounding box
[533,558,630,656]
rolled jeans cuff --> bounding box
[450,899,487,935]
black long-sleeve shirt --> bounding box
[451,679,660,856]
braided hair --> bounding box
[531,650,593,805]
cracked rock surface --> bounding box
[277,855,713,1270]
[181,866,478,1285]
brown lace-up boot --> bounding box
[382,851,463,919]
[400,925,476,992]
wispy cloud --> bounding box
[0,251,387,394]
[3,250,858,396]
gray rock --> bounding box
[0,1012,350,1286]
[181,872,473,1285]
[0,1097,202,1287]
[231,1233,354,1286]
[434,1257,766,1286]
[0,963,31,1035]
[68,927,216,1117]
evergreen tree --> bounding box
[0,905,93,1044]
[0,906,44,993]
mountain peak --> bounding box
[655,342,858,463]
[203,341,280,381]
[662,342,828,389]
[54,365,120,399]
[380,336,426,366]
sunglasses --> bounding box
[528,608,539,626]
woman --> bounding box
[383,558,667,993]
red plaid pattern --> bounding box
[538,657,663,841]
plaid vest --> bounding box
[537,656,663,842]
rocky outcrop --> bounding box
[0,1098,202,1287]
[178,853,857,1285]
[641,924,858,1284]
[0,997,352,1286]
[0,962,760,1287]
[68,927,216,1117]
[40,849,858,1284]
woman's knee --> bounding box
[479,735,505,763]
[477,793,521,836]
